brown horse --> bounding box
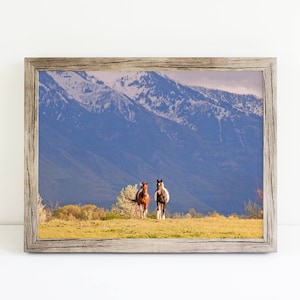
[135,182,151,219]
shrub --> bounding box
[38,194,47,223]
[184,213,192,219]
[52,204,109,221]
[52,205,81,220]
[171,212,184,219]
[112,184,138,218]
[208,211,225,218]
[188,208,197,218]
[92,207,107,220]
[80,205,97,220]
[188,208,203,218]
[228,213,241,219]
[245,200,263,219]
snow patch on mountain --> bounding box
[46,71,137,122]
[192,86,263,117]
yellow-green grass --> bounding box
[38,216,263,239]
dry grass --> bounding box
[38,216,263,239]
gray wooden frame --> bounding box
[24,57,277,253]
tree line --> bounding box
[38,184,263,223]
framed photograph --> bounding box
[24,57,276,253]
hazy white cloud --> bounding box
[164,71,263,98]
[87,71,124,86]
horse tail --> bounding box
[129,189,141,203]
[129,198,138,203]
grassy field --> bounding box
[38,216,263,239]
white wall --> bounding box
[0,1,298,216]
[1,1,299,225]
[1,1,300,300]
[1,0,299,225]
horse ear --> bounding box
[157,179,159,183]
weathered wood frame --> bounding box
[24,57,277,253]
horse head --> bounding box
[156,179,164,191]
[141,181,148,190]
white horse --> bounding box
[154,179,170,220]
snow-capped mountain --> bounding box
[41,71,137,122]
[38,70,263,215]
[107,71,262,142]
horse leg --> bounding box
[139,202,145,219]
[143,203,146,219]
[156,203,161,220]
[162,204,166,220]
[138,204,142,218]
